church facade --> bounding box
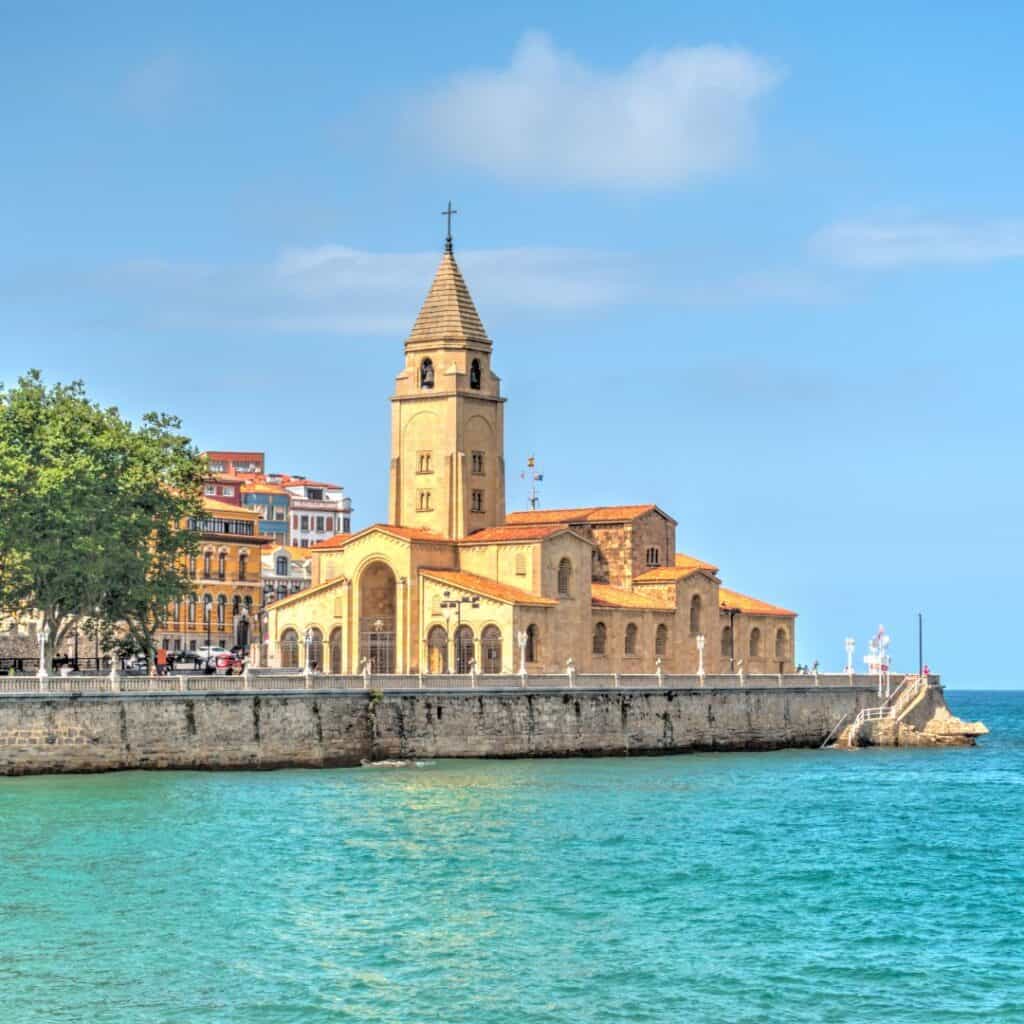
[264,243,796,676]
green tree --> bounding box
[0,370,204,669]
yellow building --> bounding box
[265,241,796,675]
[157,498,267,654]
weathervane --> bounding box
[520,456,544,510]
[441,200,458,253]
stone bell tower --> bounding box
[388,214,506,539]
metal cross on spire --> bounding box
[441,200,458,253]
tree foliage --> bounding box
[0,370,204,665]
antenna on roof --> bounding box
[520,456,544,510]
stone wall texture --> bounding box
[0,685,882,776]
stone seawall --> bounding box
[0,686,882,776]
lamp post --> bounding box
[439,590,479,674]
[844,636,855,676]
[37,622,49,683]
[204,595,212,653]
[516,630,528,680]
[696,633,705,678]
[372,618,384,674]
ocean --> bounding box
[0,690,1020,1023]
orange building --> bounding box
[156,498,268,654]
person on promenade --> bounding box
[155,647,168,677]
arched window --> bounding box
[232,594,240,615]
[427,625,448,674]
[455,625,474,674]
[329,627,343,674]
[655,623,668,656]
[721,626,733,658]
[244,595,252,613]
[645,547,661,567]
[276,555,288,576]
[469,358,481,390]
[689,594,702,635]
[624,623,638,655]
[187,595,196,624]
[525,624,538,663]
[238,552,248,581]
[203,551,212,578]
[280,628,299,668]
[306,627,323,670]
[216,594,226,627]
[217,552,227,580]
[202,595,212,623]
[482,626,502,673]
[750,628,761,657]
[514,552,527,576]
[420,358,434,389]
[593,621,607,656]
[775,628,788,660]
[188,555,197,578]
[557,557,572,597]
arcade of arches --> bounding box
[264,243,797,675]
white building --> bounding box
[278,477,352,547]
[261,545,312,606]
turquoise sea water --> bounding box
[0,690,1021,1024]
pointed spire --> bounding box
[406,251,491,348]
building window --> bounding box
[624,622,638,656]
[238,552,248,581]
[281,629,299,669]
[721,626,733,658]
[202,552,212,578]
[276,555,288,576]
[750,628,761,657]
[557,557,572,597]
[315,516,325,532]
[216,595,226,627]
[329,627,343,674]
[307,488,324,501]
[306,628,323,670]
[514,552,527,576]
[689,594,702,635]
[471,451,484,475]
[222,486,234,497]
[204,484,217,496]
[217,552,226,580]
[655,623,668,656]
[300,515,309,531]
[525,624,538,663]
[420,358,434,389]
[188,555,197,579]
[232,595,240,615]
[208,461,224,473]
[471,490,484,513]
[417,490,433,512]
[187,596,196,624]
[593,622,607,656]
[418,451,432,474]
[775,628,787,660]
[482,626,501,673]
[292,515,298,529]
[469,358,481,390]
[343,517,351,533]
[645,547,661,567]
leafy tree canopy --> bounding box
[0,370,204,664]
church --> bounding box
[264,234,797,677]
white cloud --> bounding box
[403,32,781,188]
[812,219,1024,269]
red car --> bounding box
[215,652,243,674]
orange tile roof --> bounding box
[461,523,590,544]
[675,552,719,573]
[420,569,558,606]
[241,482,289,496]
[309,533,353,551]
[201,496,260,518]
[635,552,720,583]
[719,587,796,618]
[506,504,675,526]
[591,583,674,611]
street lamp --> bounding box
[696,633,706,678]
[439,590,479,674]
[37,622,50,682]
[844,636,855,676]
[204,594,212,654]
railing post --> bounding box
[566,657,576,689]
[655,657,663,688]
[613,673,620,689]
[179,674,186,693]
[109,664,121,694]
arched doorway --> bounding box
[427,625,447,674]
[329,628,343,674]
[306,627,323,671]
[481,626,502,673]
[280,628,299,668]
[359,561,397,673]
[455,625,474,674]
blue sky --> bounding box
[2,2,1022,686]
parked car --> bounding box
[215,652,243,674]
[169,651,203,670]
